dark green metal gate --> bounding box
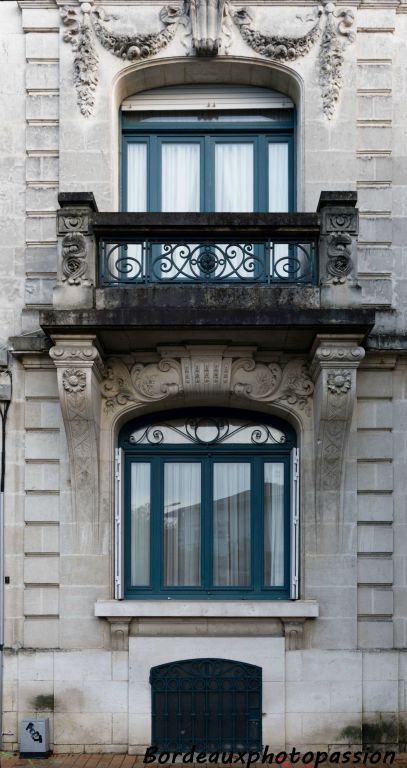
[150,658,262,752]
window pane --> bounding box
[264,462,285,586]
[215,143,254,212]
[161,143,200,212]
[127,143,147,212]
[131,462,151,585]
[126,144,147,281]
[213,463,251,586]
[268,143,288,212]
[164,463,201,586]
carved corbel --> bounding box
[54,192,98,310]
[318,191,360,308]
[50,336,105,547]
[311,336,365,531]
[281,619,305,650]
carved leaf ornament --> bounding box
[101,354,314,414]
[61,0,354,118]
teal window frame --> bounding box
[121,111,296,213]
[119,408,296,600]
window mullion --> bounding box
[252,457,262,593]
[202,455,212,592]
[152,456,162,594]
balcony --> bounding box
[96,213,318,286]
[37,191,375,355]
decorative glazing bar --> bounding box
[99,238,317,285]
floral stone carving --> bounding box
[61,1,185,116]
[232,0,355,118]
[101,349,314,415]
[61,0,355,119]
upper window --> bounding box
[117,409,298,600]
[121,84,295,214]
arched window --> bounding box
[116,409,299,599]
[121,84,295,215]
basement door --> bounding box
[150,658,262,752]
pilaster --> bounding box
[49,335,105,548]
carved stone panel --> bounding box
[101,346,315,417]
[50,336,106,550]
[311,337,365,531]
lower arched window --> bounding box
[115,409,299,599]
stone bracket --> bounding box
[107,618,132,651]
[281,619,305,650]
[49,335,105,548]
[54,193,98,310]
[311,335,365,528]
[318,191,360,308]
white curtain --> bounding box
[127,143,148,212]
[161,143,200,278]
[268,143,288,212]
[264,462,285,586]
[269,144,289,278]
[131,462,151,586]
[161,143,200,212]
[213,463,251,586]
[215,144,254,278]
[164,462,201,586]
[126,144,147,280]
[215,143,253,212]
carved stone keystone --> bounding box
[54,192,98,310]
[318,191,360,308]
[50,335,105,548]
[311,335,365,531]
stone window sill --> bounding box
[94,599,319,620]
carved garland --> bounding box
[61,0,355,119]
[61,1,186,116]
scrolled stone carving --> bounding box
[314,345,364,363]
[326,232,353,284]
[231,359,283,400]
[232,7,322,61]
[231,358,314,413]
[101,357,183,410]
[58,211,90,234]
[61,232,91,287]
[101,348,314,416]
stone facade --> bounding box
[1,0,407,755]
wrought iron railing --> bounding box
[94,212,320,287]
[100,239,316,285]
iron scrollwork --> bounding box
[100,239,316,285]
[129,416,287,445]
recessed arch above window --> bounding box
[116,408,299,601]
[121,83,295,215]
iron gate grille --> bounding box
[150,658,262,753]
